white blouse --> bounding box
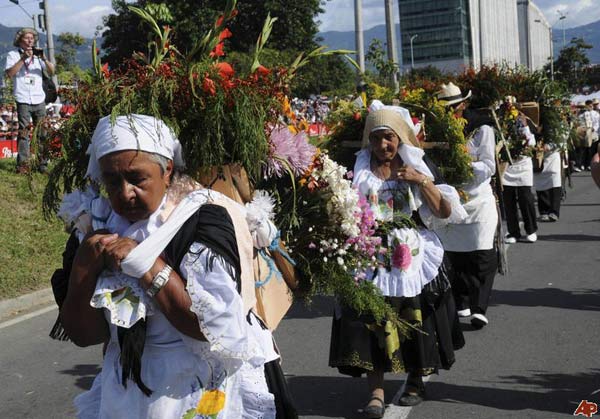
[435,125,499,252]
[62,191,277,419]
[352,147,465,297]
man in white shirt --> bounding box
[4,28,54,173]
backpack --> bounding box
[40,58,57,104]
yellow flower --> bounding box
[196,389,226,416]
[288,124,298,134]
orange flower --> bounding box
[202,76,216,96]
[216,62,234,80]
[101,63,110,79]
[256,65,271,76]
[210,42,225,58]
[219,28,233,41]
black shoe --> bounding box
[363,396,385,418]
[399,379,426,406]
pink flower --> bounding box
[308,242,317,249]
[392,244,412,271]
[265,126,317,178]
[346,170,354,180]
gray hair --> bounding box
[148,152,170,174]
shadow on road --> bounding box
[560,203,600,207]
[287,374,404,418]
[285,295,334,320]
[59,364,101,390]
[490,288,600,311]
[537,234,600,242]
[423,368,600,415]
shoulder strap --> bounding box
[164,203,242,293]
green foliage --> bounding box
[365,38,398,88]
[0,159,68,298]
[56,32,86,72]
[552,37,592,90]
[100,0,350,97]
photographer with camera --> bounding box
[4,28,54,174]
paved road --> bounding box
[1,172,599,419]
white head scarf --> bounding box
[86,114,184,182]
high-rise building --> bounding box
[398,0,546,72]
[517,0,552,71]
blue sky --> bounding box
[0,0,598,38]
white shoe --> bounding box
[573,167,581,173]
[520,233,537,243]
[548,213,559,222]
[457,308,471,318]
[471,313,488,328]
[538,214,550,222]
[504,235,517,244]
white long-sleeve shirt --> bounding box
[435,125,499,252]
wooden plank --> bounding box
[422,142,450,150]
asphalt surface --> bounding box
[1,172,599,419]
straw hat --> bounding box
[13,27,38,47]
[437,82,472,106]
[362,109,419,148]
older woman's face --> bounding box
[99,150,172,222]
[370,129,400,162]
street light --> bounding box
[7,0,37,33]
[557,10,568,48]
[535,19,554,81]
[410,34,418,70]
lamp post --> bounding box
[557,10,567,48]
[410,34,418,70]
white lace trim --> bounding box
[370,229,444,298]
[183,243,264,373]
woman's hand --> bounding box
[396,165,428,184]
[73,230,118,276]
[102,237,138,271]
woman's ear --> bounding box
[164,160,174,186]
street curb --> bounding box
[0,288,55,322]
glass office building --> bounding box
[399,0,472,71]
[398,0,524,72]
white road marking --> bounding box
[0,305,56,330]
[384,375,431,419]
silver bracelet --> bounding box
[146,264,173,298]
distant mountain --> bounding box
[318,20,600,65]
[0,23,94,70]
[553,20,600,64]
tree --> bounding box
[365,39,398,88]
[55,32,89,86]
[552,37,592,90]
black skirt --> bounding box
[329,259,465,377]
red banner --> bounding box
[0,140,17,159]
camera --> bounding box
[33,48,44,58]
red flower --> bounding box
[353,112,361,121]
[256,65,271,76]
[202,76,216,96]
[216,62,234,80]
[219,28,233,41]
[101,62,110,79]
[216,15,224,27]
[210,42,225,58]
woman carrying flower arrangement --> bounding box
[328,102,466,416]
[434,83,499,329]
[51,115,295,419]
[500,96,539,244]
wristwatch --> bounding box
[146,264,173,298]
[419,177,431,188]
